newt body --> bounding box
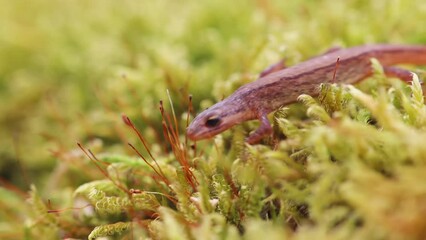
[187,44,426,144]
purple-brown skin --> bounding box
[187,44,426,144]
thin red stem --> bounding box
[77,143,129,194]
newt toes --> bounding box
[187,44,426,144]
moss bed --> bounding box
[1,0,425,239]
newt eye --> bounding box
[205,116,221,128]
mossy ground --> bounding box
[0,0,425,239]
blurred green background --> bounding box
[0,0,425,239]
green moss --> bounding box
[1,0,426,239]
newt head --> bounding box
[186,100,253,141]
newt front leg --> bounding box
[246,111,272,144]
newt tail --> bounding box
[187,44,426,144]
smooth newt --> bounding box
[187,44,426,144]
